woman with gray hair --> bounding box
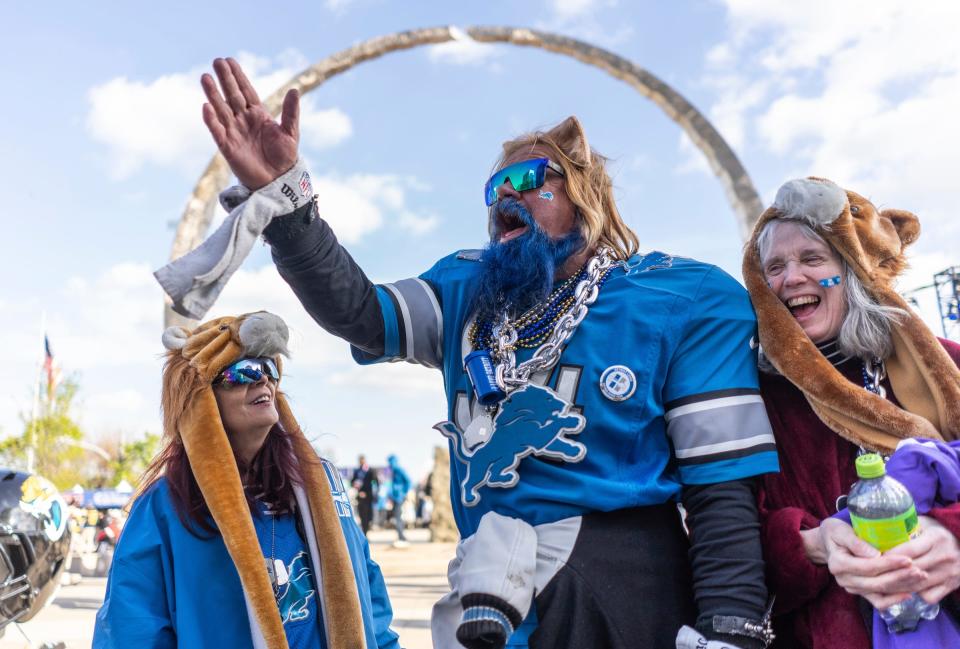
[741,177,960,648]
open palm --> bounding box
[201,58,300,190]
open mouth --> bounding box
[786,294,821,319]
[496,211,529,244]
[249,394,272,406]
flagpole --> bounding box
[27,312,45,474]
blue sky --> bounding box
[3,1,958,480]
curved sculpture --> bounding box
[166,25,762,326]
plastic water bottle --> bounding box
[847,453,939,632]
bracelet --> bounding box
[711,596,776,647]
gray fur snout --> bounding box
[239,311,290,358]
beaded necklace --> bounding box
[468,263,616,356]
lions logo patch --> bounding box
[625,250,673,274]
[435,384,587,507]
[600,365,636,402]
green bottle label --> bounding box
[850,506,919,552]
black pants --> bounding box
[530,504,696,649]
[357,495,373,536]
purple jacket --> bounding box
[835,439,960,648]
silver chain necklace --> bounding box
[862,356,887,398]
[492,247,616,393]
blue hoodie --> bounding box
[93,469,401,649]
[386,456,411,504]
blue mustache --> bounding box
[489,198,535,240]
[474,200,584,320]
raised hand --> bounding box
[201,58,300,190]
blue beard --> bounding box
[472,198,584,321]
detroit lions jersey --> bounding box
[353,251,779,538]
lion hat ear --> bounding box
[159,311,365,649]
[743,178,960,453]
[543,115,592,167]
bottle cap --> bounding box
[855,453,886,479]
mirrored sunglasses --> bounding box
[212,357,280,387]
[484,157,564,207]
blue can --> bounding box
[464,350,506,406]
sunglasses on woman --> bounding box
[484,157,565,207]
[212,357,280,387]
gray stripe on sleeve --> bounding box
[667,400,774,457]
[388,278,443,369]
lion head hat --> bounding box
[743,177,960,453]
[160,311,366,649]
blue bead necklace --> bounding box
[469,264,616,355]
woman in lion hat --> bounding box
[743,178,960,647]
[93,311,401,649]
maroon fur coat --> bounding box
[757,338,960,649]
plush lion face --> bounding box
[160,311,289,438]
[837,190,920,286]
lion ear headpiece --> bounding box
[161,311,365,649]
[743,178,960,453]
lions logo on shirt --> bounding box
[276,551,316,624]
[435,384,586,506]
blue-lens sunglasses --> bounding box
[212,357,280,387]
[484,157,564,206]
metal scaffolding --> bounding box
[934,266,960,340]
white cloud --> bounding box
[0,261,358,445]
[86,51,352,179]
[312,172,439,242]
[299,105,352,150]
[328,362,442,396]
[84,388,146,413]
[324,0,357,11]
[548,0,615,20]
[86,73,205,179]
[54,262,164,368]
[704,0,960,329]
[427,38,503,67]
[397,211,440,236]
[534,0,631,47]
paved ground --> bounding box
[0,528,453,649]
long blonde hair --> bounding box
[496,116,638,260]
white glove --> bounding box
[676,625,745,649]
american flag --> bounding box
[43,335,61,399]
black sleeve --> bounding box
[682,478,768,649]
[262,200,385,356]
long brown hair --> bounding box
[139,422,303,536]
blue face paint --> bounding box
[819,275,842,287]
[538,190,554,201]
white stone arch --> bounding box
[166,26,762,325]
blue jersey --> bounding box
[353,251,778,538]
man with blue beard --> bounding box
[158,58,779,649]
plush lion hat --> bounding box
[160,311,365,649]
[743,177,960,453]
